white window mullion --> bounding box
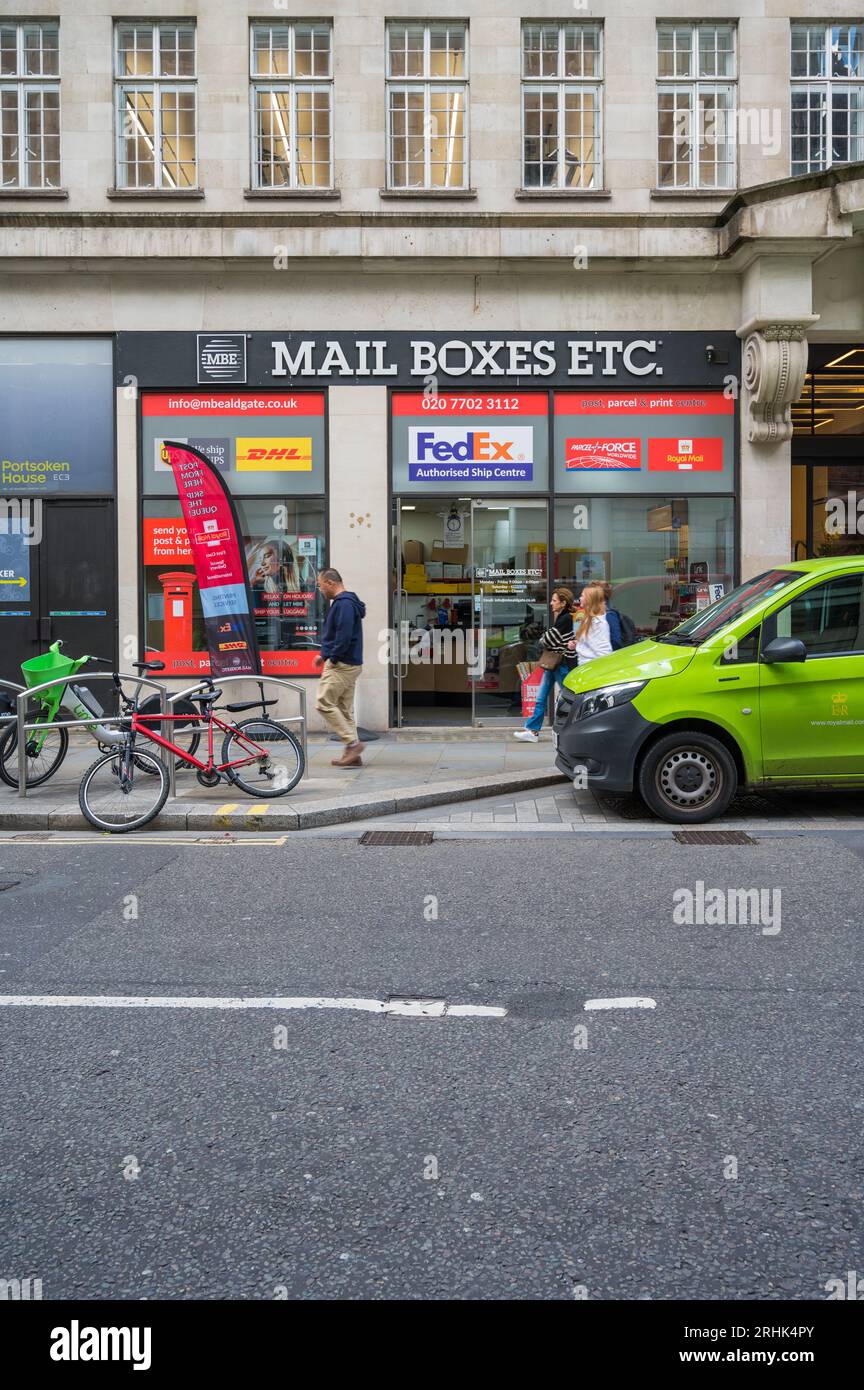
[557,82,566,186]
[424,83,431,186]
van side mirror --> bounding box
[762,637,807,664]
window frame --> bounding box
[384,21,469,191]
[761,573,864,659]
[656,21,738,190]
[790,22,864,175]
[248,21,334,190]
[520,22,604,190]
[113,21,198,191]
[0,19,60,189]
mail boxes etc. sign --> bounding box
[140,392,326,496]
[391,393,550,494]
[554,391,735,495]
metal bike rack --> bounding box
[13,673,170,799]
[167,675,308,799]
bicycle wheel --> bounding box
[78,747,169,833]
[221,717,304,797]
[0,719,69,789]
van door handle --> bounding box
[718,675,740,682]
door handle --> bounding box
[399,589,410,679]
[39,616,52,643]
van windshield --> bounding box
[656,570,800,644]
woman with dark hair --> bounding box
[513,586,577,742]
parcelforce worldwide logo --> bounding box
[197,334,247,385]
[566,438,641,470]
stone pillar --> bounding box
[736,288,819,576]
[116,387,139,664]
[325,386,390,732]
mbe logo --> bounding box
[197,333,247,384]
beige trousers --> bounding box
[316,660,362,743]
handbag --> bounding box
[538,648,562,670]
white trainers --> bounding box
[513,729,539,742]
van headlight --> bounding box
[579,681,647,721]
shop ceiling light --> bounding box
[824,348,864,369]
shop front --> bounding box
[114,329,739,729]
[390,374,738,727]
[138,389,327,679]
[0,337,116,687]
[792,343,864,561]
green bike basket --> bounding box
[22,644,79,688]
[21,643,79,719]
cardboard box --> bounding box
[403,540,425,564]
[432,541,469,565]
[425,561,444,580]
[443,564,463,579]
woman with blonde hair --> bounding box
[573,583,613,666]
[513,586,578,742]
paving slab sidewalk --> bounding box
[0,731,566,832]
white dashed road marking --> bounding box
[0,993,507,1019]
[584,996,657,1011]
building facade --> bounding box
[1,1,862,729]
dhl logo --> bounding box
[218,640,249,651]
[236,437,313,471]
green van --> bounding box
[553,557,864,822]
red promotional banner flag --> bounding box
[160,440,262,677]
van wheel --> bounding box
[638,732,737,823]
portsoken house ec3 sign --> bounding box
[270,337,663,379]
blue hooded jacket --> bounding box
[321,590,366,665]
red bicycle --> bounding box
[77,661,304,833]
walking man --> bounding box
[315,568,367,767]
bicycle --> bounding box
[0,641,202,789]
[77,661,305,833]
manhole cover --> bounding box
[359,830,434,845]
[673,830,756,845]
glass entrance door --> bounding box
[470,500,549,724]
[392,496,549,726]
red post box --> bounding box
[158,571,195,655]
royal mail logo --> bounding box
[236,437,313,471]
[197,334,246,384]
[192,526,230,546]
[648,436,724,472]
[566,438,641,470]
[409,426,533,464]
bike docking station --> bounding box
[3,668,309,812]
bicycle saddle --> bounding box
[133,660,165,672]
[225,698,279,713]
[194,688,222,705]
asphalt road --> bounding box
[0,829,861,1300]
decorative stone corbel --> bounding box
[737,317,819,444]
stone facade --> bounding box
[1,2,863,729]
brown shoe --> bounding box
[331,741,365,767]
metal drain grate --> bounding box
[673,830,756,845]
[359,830,434,845]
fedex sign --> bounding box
[408,426,534,482]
